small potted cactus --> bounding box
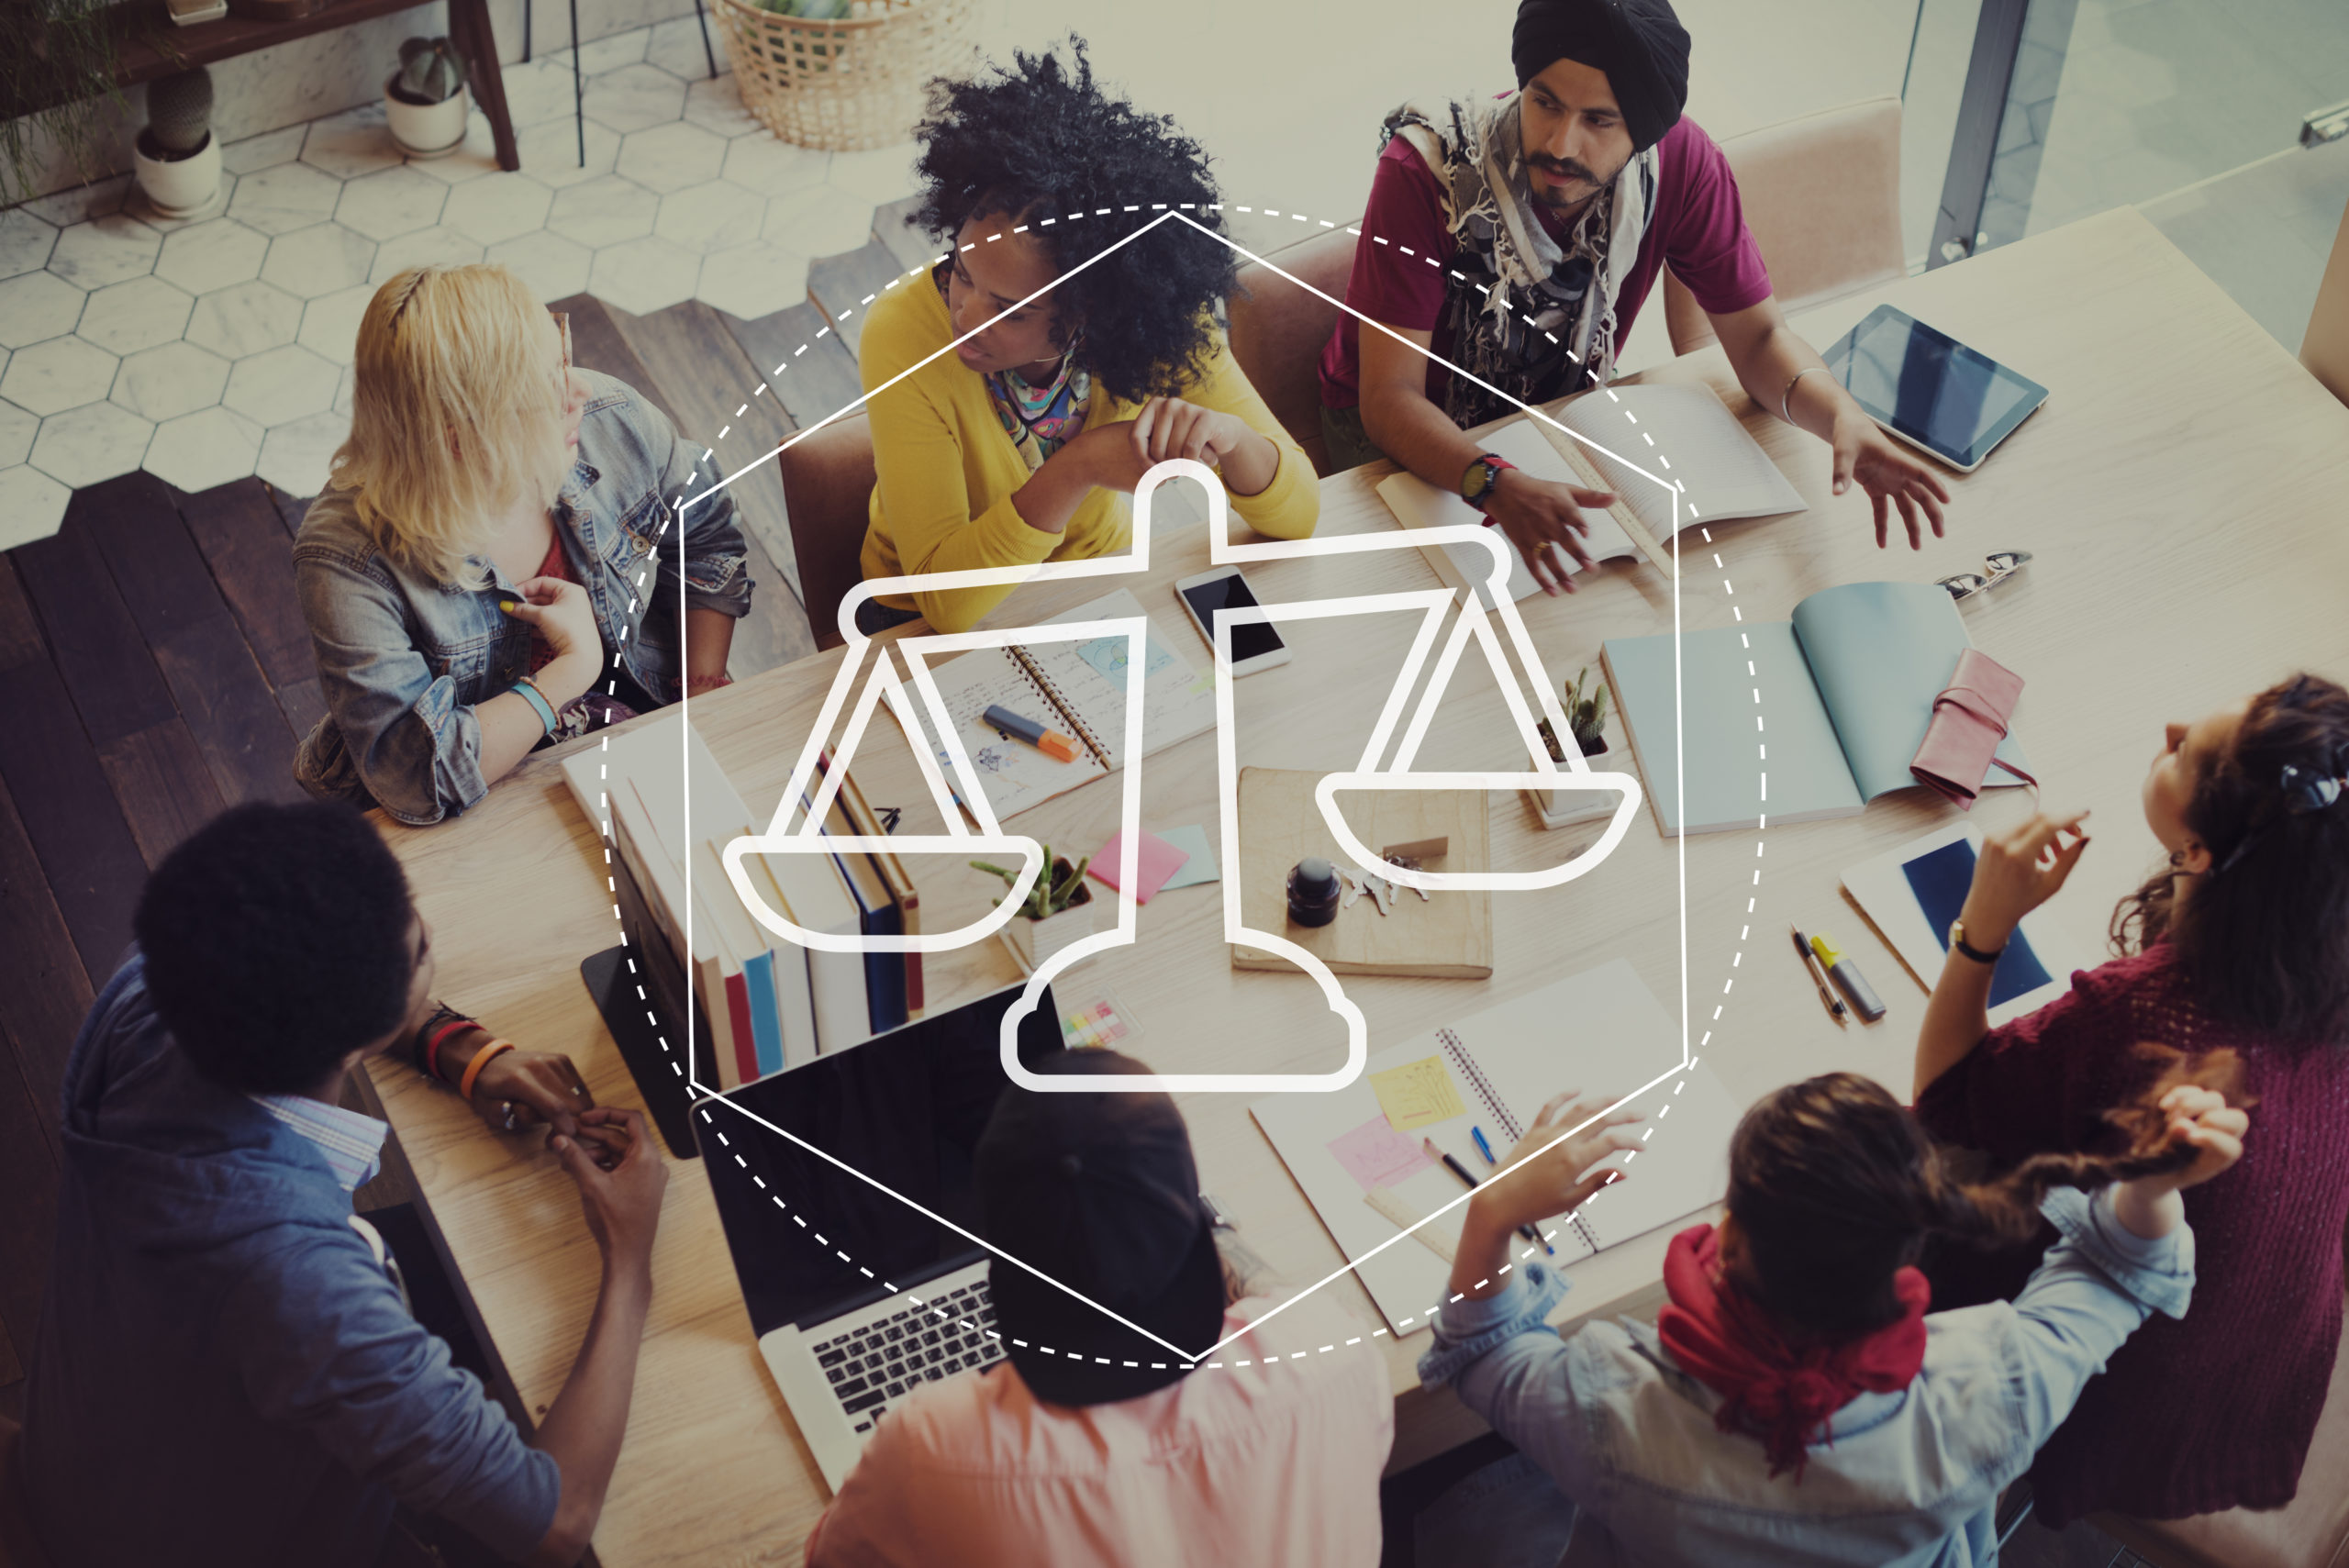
[384,37,470,159]
[131,67,222,219]
[972,847,1094,971]
[1529,666,1620,827]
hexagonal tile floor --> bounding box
[0,13,917,549]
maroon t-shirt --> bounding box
[1319,115,1773,409]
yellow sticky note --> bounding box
[1369,1055,1465,1132]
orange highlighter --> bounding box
[983,704,1079,763]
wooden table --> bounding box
[367,207,2349,1565]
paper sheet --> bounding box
[1156,824,1219,889]
[1369,1055,1466,1131]
[1330,1112,1438,1192]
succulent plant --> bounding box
[145,66,213,158]
[392,37,467,106]
[1563,664,1609,746]
[971,848,1091,919]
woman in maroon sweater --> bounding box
[1912,672,2349,1527]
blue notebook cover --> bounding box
[740,950,784,1077]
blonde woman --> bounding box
[293,264,751,824]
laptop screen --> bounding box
[694,982,1063,1335]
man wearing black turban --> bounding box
[1319,0,1953,594]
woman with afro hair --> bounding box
[852,39,1318,635]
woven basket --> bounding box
[710,0,979,152]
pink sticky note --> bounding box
[1329,1113,1437,1193]
[1085,828,1190,905]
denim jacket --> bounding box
[1419,1189,2196,1567]
[292,370,751,825]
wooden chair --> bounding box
[778,412,880,652]
[2300,189,2349,408]
[0,1416,58,1568]
[1663,97,1908,357]
[2089,1292,2349,1568]
[1227,224,1360,477]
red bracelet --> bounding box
[1475,456,1519,524]
[424,1018,477,1083]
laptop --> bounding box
[692,980,1063,1492]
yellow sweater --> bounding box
[857,273,1319,633]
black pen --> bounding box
[1792,924,1848,1024]
[1425,1137,1554,1257]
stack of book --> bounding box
[562,715,922,1089]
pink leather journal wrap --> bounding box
[1912,648,2035,807]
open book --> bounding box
[1602,580,2032,837]
[1251,960,1739,1336]
[1376,384,1807,606]
[909,588,1219,821]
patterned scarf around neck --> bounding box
[1385,92,1658,428]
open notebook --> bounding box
[1251,960,1739,1336]
[1377,384,1806,606]
[907,588,1219,822]
[1602,580,2033,836]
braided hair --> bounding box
[2112,673,2349,1043]
[1726,1058,2248,1342]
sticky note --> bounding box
[1085,828,1189,904]
[1059,989,1138,1049]
[1329,1112,1437,1192]
[1156,824,1219,889]
[1369,1055,1465,1131]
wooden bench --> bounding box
[3,0,519,172]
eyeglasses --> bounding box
[1937,550,2032,601]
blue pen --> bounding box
[1470,1125,1497,1165]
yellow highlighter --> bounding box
[1809,931,1887,1023]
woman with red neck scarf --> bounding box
[1418,1069,2248,1565]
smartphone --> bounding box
[1174,566,1289,676]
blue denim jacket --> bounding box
[1419,1189,2196,1567]
[292,370,751,825]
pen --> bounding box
[1791,924,1847,1025]
[982,703,1079,763]
[1425,1137,1554,1257]
[1470,1125,1497,1164]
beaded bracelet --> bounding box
[457,1039,517,1101]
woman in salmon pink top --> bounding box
[805,1051,1393,1568]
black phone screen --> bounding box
[1181,572,1285,663]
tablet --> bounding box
[1841,824,2075,1028]
[1821,305,2049,473]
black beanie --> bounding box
[1511,0,1693,154]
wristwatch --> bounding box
[1460,452,1515,514]
[1949,918,2006,964]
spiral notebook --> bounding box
[910,588,1220,822]
[1251,960,1742,1335]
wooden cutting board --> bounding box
[1230,766,1493,979]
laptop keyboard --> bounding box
[811,1279,1005,1434]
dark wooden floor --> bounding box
[0,195,930,1419]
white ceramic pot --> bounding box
[1005,891,1096,973]
[1529,730,1621,827]
[130,129,222,219]
[384,82,471,158]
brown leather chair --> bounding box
[1663,97,1907,357]
[2090,1293,2349,1568]
[1227,224,1360,476]
[0,1416,58,1568]
[2301,189,2349,408]
[777,411,882,651]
